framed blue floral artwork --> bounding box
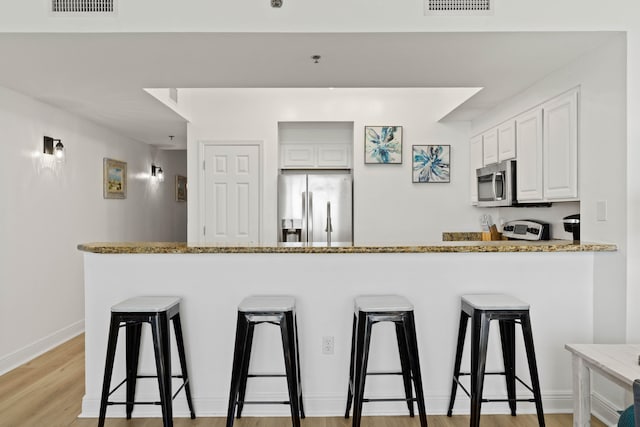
[364,126,402,164]
[412,145,450,183]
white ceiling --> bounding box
[0,31,616,149]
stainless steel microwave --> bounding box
[476,160,517,207]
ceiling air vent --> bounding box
[51,0,116,14]
[425,0,492,15]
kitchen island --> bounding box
[78,240,615,420]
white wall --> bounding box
[183,88,479,245]
[0,85,187,374]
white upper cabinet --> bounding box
[543,90,579,200]
[280,142,352,169]
[516,108,544,202]
[317,144,351,168]
[469,135,484,204]
[279,122,354,169]
[482,128,498,166]
[497,120,516,162]
[280,143,316,168]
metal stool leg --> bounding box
[226,313,249,427]
[395,321,415,417]
[236,321,255,418]
[345,313,357,418]
[151,312,173,427]
[172,313,196,419]
[499,319,517,416]
[98,315,121,427]
[281,312,301,427]
[404,312,428,427]
[447,311,469,417]
[125,321,142,419]
[470,311,490,427]
[294,314,305,419]
[352,313,373,427]
[521,313,545,427]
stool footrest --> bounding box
[107,400,162,406]
[363,397,418,403]
[107,376,189,401]
[482,398,537,403]
[241,400,291,405]
[453,374,537,401]
[366,371,405,376]
[247,374,286,378]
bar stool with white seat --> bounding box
[226,295,304,427]
[446,294,545,427]
[98,296,195,427]
[345,295,428,427]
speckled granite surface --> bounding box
[77,240,617,254]
[442,232,484,241]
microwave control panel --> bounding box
[502,220,550,241]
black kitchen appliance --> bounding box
[563,214,580,242]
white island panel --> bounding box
[82,251,594,418]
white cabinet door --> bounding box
[281,143,316,168]
[469,135,483,205]
[498,120,516,162]
[317,144,351,168]
[516,108,544,202]
[482,128,498,166]
[543,90,578,200]
[203,144,260,244]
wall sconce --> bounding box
[44,136,65,161]
[151,164,164,182]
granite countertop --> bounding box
[77,240,617,254]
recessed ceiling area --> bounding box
[0,31,619,149]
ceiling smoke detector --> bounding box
[271,0,282,7]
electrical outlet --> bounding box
[322,336,334,355]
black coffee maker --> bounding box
[563,214,580,242]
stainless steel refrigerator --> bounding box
[278,171,353,244]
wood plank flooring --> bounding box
[0,335,606,427]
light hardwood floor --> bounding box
[0,335,606,427]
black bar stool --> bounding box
[446,294,545,427]
[226,295,304,427]
[345,295,428,427]
[98,296,195,427]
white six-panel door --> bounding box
[202,143,261,243]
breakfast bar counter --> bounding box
[78,239,616,254]
[77,240,616,420]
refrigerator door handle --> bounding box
[301,192,307,243]
[308,192,314,243]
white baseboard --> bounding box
[81,390,574,418]
[0,320,85,376]
[592,391,624,427]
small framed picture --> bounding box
[175,175,187,202]
[103,158,127,199]
[412,145,450,183]
[364,126,402,164]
